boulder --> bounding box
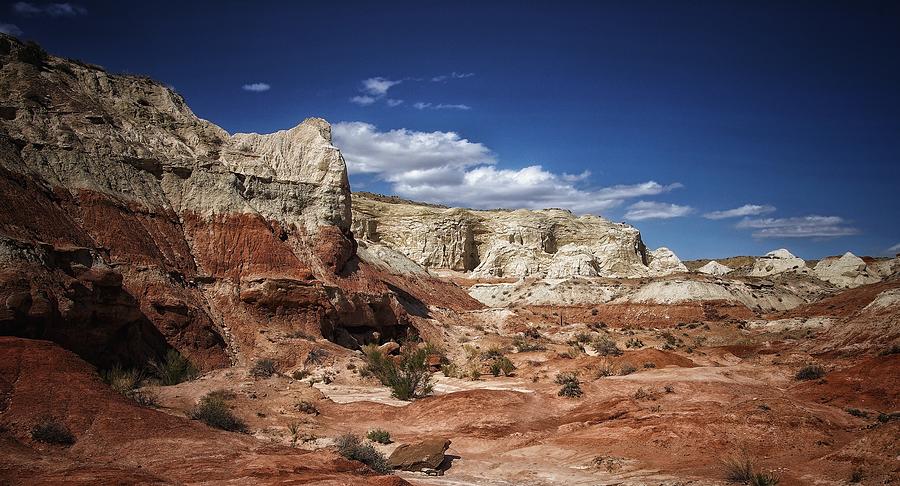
[388,438,451,472]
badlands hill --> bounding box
[1,36,898,485]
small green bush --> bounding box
[513,336,546,352]
[362,345,433,400]
[191,390,247,432]
[151,349,197,385]
[31,418,75,445]
[591,337,623,356]
[366,428,392,444]
[335,433,392,474]
[795,364,825,381]
[555,372,583,398]
[625,337,645,349]
[250,358,278,378]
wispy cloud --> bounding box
[704,204,776,220]
[736,215,859,238]
[349,95,376,106]
[624,201,693,221]
[241,82,270,92]
[386,98,404,107]
[0,23,23,35]
[361,77,402,96]
[332,122,681,214]
[887,243,900,254]
[13,2,86,16]
[413,102,471,110]
[431,71,475,82]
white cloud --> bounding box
[624,201,694,221]
[887,243,900,254]
[333,122,682,214]
[704,204,776,220]
[349,95,376,106]
[0,23,23,35]
[413,102,472,110]
[736,215,859,238]
[242,82,270,92]
[362,77,401,96]
[386,98,404,107]
[431,71,475,82]
[13,2,86,16]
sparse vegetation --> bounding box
[250,358,278,378]
[362,344,433,400]
[556,372,583,398]
[722,454,779,485]
[150,349,198,385]
[305,348,329,366]
[845,407,869,418]
[102,365,143,394]
[850,469,864,483]
[366,428,392,444]
[288,422,301,447]
[795,364,825,381]
[619,362,637,375]
[625,337,645,349]
[191,390,247,432]
[31,418,75,445]
[595,360,614,378]
[291,369,311,380]
[513,336,546,352]
[335,433,392,474]
[591,337,623,356]
[17,41,48,66]
[296,400,319,415]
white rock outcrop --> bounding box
[813,252,880,288]
[697,261,732,275]
[749,249,810,277]
[352,193,681,278]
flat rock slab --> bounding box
[389,438,451,471]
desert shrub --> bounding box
[101,365,143,394]
[291,369,311,380]
[878,344,900,356]
[305,348,329,366]
[362,345,433,401]
[619,362,637,375]
[795,364,825,381]
[513,336,545,352]
[151,349,197,385]
[643,362,656,369]
[591,337,622,356]
[31,418,75,445]
[722,455,779,485]
[441,363,459,378]
[127,389,159,407]
[481,347,505,360]
[625,337,645,349]
[17,41,48,66]
[845,407,869,418]
[555,372,583,398]
[296,400,319,415]
[366,428,392,444]
[664,385,675,394]
[250,358,278,378]
[335,433,392,474]
[595,361,614,378]
[191,390,247,432]
[288,422,301,447]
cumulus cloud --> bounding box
[736,215,859,238]
[431,71,475,82]
[624,201,694,221]
[0,23,23,35]
[241,82,270,92]
[332,122,682,214]
[413,102,471,110]
[13,2,86,16]
[704,204,776,220]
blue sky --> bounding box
[2,1,898,259]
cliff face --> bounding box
[0,35,477,369]
[352,192,684,278]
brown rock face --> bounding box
[388,438,452,471]
[0,35,479,370]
